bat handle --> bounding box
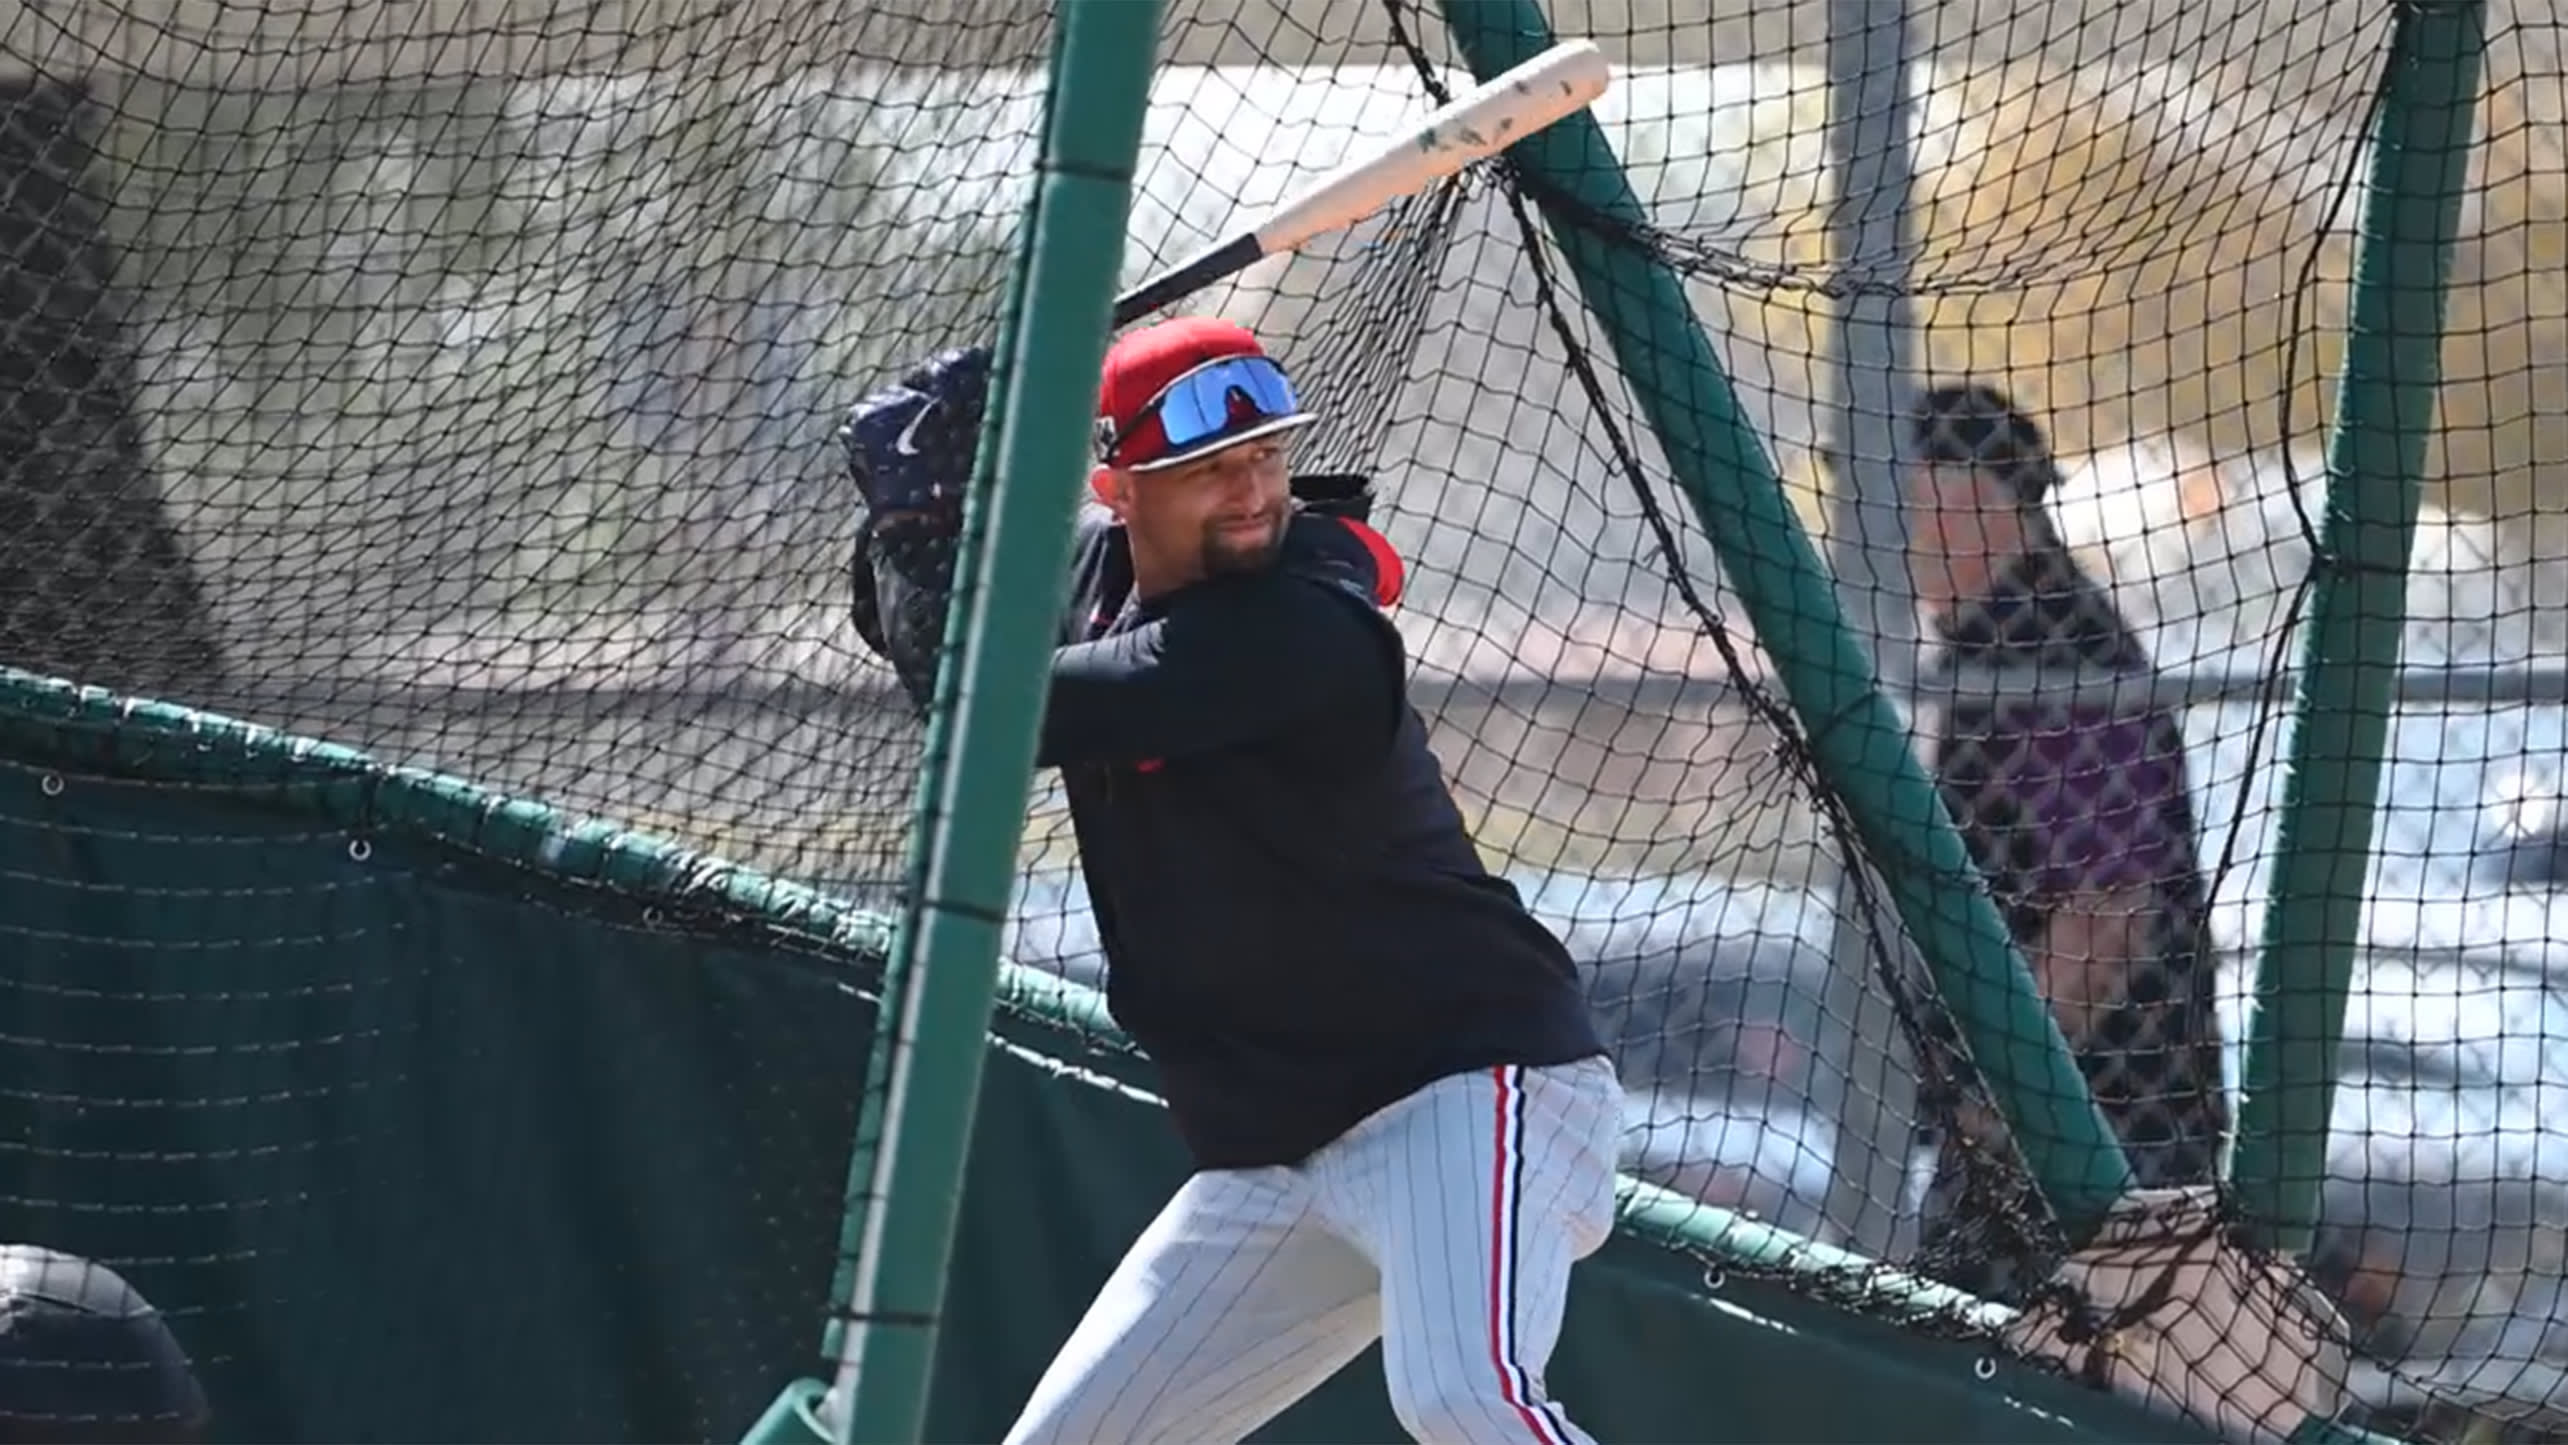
[1110,234,1263,328]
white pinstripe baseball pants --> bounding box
[1002,1056,1623,1445]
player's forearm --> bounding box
[858,505,1123,718]
[857,520,961,712]
[1036,580,1386,768]
[1036,619,1268,768]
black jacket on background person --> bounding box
[850,488,1607,1172]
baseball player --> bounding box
[842,316,1620,1445]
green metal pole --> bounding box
[739,4,1163,1443]
[2234,0,2484,1256]
[1435,0,2132,1237]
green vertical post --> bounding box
[2234,0,2484,1256]
[1435,0,2133,1237]
[738,3,1164,1443]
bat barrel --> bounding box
[1410,39,1611,165]
[1110,38,1614,327]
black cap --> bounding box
[1908,381,2058,507]
[0,1246,209,1444]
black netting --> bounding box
[3,2,2566,1441]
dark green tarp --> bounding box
[0,673,2205,1443]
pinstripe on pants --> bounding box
[1003,1056,1623,1445]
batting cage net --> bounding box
[0,0,2564,1441]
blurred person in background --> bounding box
[0,1244,209,1444]
[1899,382,2230,1290]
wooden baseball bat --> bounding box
[1109,39,1613,328]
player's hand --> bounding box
[840,345,993,530]
[1289,471,1377,524]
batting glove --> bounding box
[840,345,993,532]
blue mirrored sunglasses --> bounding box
[1104,354,1302,464]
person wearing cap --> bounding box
[1897,382,2228,1292]
[842,318,1616,1445]
[0,1245,210,1444]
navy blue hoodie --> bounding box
[853,495,1605,1170]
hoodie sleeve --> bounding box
[1035,568,1401,769]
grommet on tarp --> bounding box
[1973,1355,1998,1381]
[347,838,372,862]
[38,773,63,797]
